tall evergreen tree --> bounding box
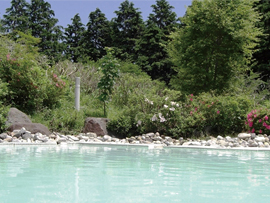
[136,0,178,84]
[111,0,145,61]
[84,8,111,61]
[2,0,29,32]
[28,0,63,61]
[64,14,85,63]
[252,0,270,81]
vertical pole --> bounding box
[75,77,80,111]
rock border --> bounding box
[1,128,270,151]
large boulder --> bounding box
[7,123,51,136]
[5,107,32,126]
[83,117,109,136]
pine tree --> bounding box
[2,0,29,32]
[64,14,85,63]
[28,0,63,61]
[84,8,111,61]
[136,0,178,84]
[111,0,145,61]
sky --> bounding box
[0,0,192,28]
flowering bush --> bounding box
[0,54,67,112]
[246,108,270,134]
[109,82,252,138]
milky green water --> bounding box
[0,145,270,203]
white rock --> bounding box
[238,133,251,139]
[189,141,201,146]
[103,135,112,142]
[217,135,224,140]
[182,142,191,146]
[255,136,266,142]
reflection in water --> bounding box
[0,145,270,202]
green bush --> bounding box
[0,55,68,113]
[108,80,254,138]
[0,79,9,133]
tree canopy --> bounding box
[168,0,262,94]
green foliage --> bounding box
[2,0,29,32]
[109,77,253,138]
[0,55,67,112]
[97,48,120,116]
[168,0,262,95]
[118,61,147,76]
[0,79,9,133]
[0,35,67,113]
[32,92,104,134]
[84,8,111,61]
[252,0,270,81]
[111,0,145,61]
[136,0,178,84]
[28,0,63,61]
[64,14,85,63]
[54,60,102,94]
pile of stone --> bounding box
[1,129,270,149]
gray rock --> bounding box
[86,132,97,138]
[189,141,201,146]
[218,140,228,147]
[165,137,173,142]
[22,132,32,140]
[225,136,233,142]
[111,138,119,142]
[4,137,12,142]
[5,108,32,127]
[142,141,152,144]
[68,135,79,141]
[93,138,102,143]
[49,134,57,139]
[0,133,8,140]
[250,133,256,139]
[146,132,155,137]
[248,140,258,147]
[8,123,51,136]
[258,142,264,147]
[57,138,67,144]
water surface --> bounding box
[0,145,269,203]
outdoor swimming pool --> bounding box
[0,144,269,202]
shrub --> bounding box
[246,108,270,134]
[0,79,9,132]
[0,55,67,113]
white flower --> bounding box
[176,103,179,107]
[164,105,168,108]
[150,101,153,105]
[158,113,163,118]
[145,98,149,102]
[160,116,166,123]
[165,97,169,101]
[169,107,175,111]
[151,114,157,121]
[136,120,142,127]
[171,101,176,106]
